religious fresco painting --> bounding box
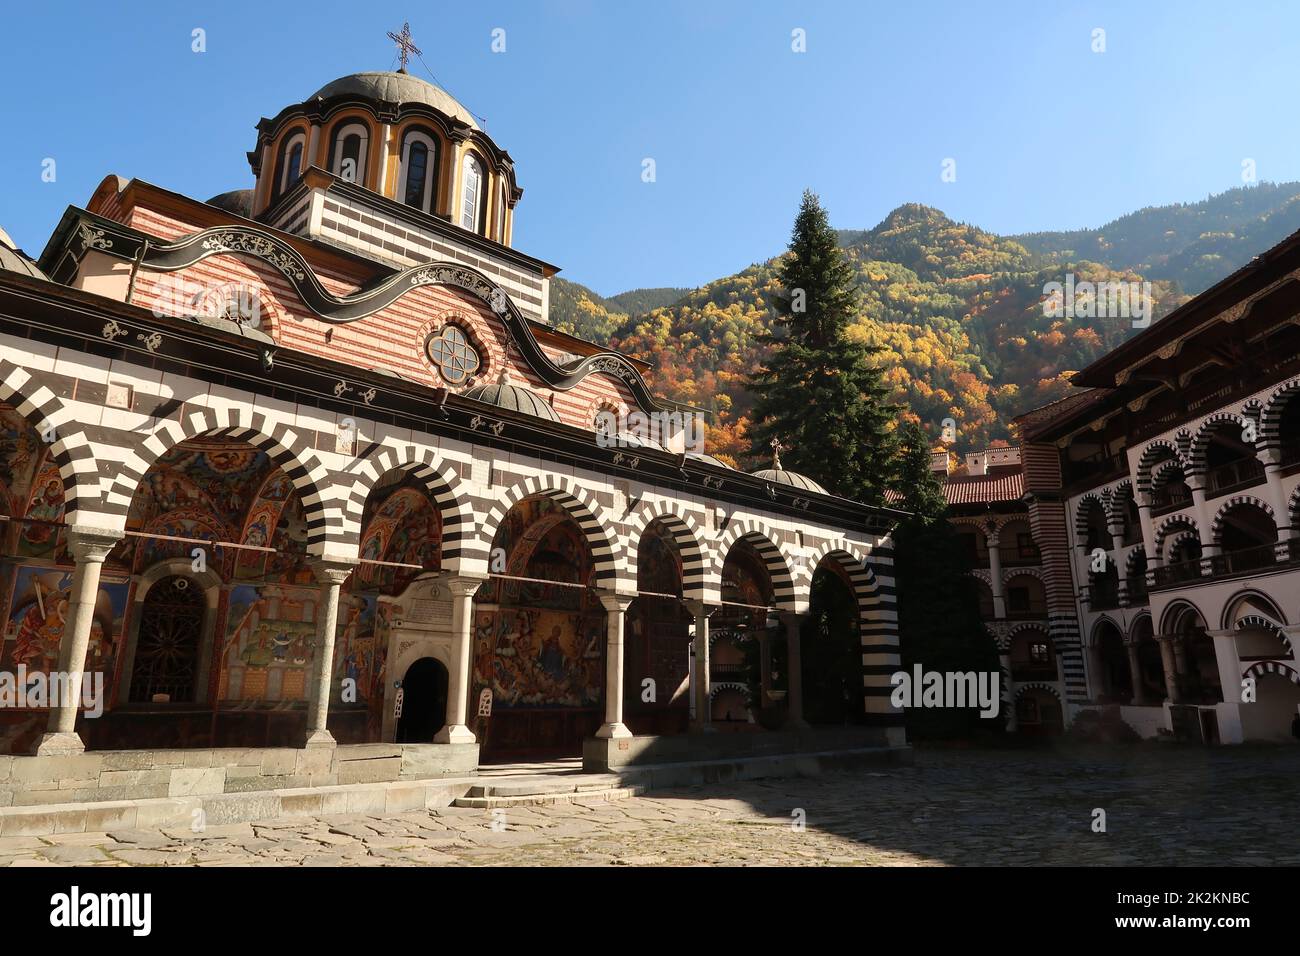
[0,566,130,687]
[471,497,606,756]
[352,482,443,595]
[218,583,317,703]
[625,521,691,733]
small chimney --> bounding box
[929,448,951,476]
[966,451,988,477]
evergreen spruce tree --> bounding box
[891,423,1005,739]
[749,190,899,503]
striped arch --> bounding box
[1107,479,1134,526]
[1003,565,1046,587]
[1127,611,1154,644]
[1150,457,1187,491]
[1259,375,1300,452]
[1123,546,1149,573]
[0,359,101,521]
[1007,620,1052,642]
[1188,410,1255,477]
[1136,438,1185,495]
[1086,614,1123,649]
[713,519,798,612]
[969,568,993,588]
[1234,615,1293,657]
[1013,682,1061,701]
[474,474,629,592]
[1153,514,1199,557]
[1241,659,1300,686]
[102,404,335,553]
[624,499,711,602]
[805,539,900,726]
[1074,491,1108,539]
[709,681,755,704]
[1210,494,1275,544]
[338,445,473,571]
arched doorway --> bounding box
[130,575,206,704]
[624,519,692,735]
[713,539,776,729]
[802,561,865,725]
[395,657,449,743]
[472,495,606,761]
[1091,619,1132,704]
[1014,686,1064,736]
[1165,603,1222,704]
[1130,616,1166,704]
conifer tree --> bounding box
[749,190,899,503]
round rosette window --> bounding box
[425,324,482,385]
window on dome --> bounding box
[398,130,438,214]
[426,325,482,385]
[461,154,483,231]
[330,122,369,185]
[275,131,307,199]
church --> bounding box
[0,40,904,789]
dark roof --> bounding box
[0,228,48,281]
[941,469,1025,505]
[206,189,254,217]
[310,72,479,130]
[461,381,560,422]
[751,468,828,494]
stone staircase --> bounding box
[451,774,640,808]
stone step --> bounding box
[464,774,622,799]
[452,786,640,809]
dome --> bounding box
[206,189,254,217]
[751,468,828,495]
[461,381,559,422]
[685,451,733,470]
[310,71,479,131]
[0,227,48,281]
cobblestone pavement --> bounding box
[6,745,1299,866]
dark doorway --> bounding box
[396,657,449,743]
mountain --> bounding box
[547,185,1300,467]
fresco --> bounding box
[333,591,388,708]
[472,497,604,713]
[217,583,317,702]
[353,485,442,595]
[0,566,130,688]
[17,456,66,560]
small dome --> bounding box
[751,468,828,495]
[310,71,479,131]
[685,451,733,470]
[462,381,560,422]
[206,189,255,217]
[0,228,48,280]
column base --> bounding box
[302,729,337,749]
[433,724,476,745]
[33,732,86,756]
[595,721,632,739]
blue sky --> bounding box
[2,1,1297,296]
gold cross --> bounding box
[387,21,422,73]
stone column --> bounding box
[36,525,124,756]
[1261,452,1293,558]
[303,559,356,748]
[779,611,808,729]
[1190,483,1217,575]
[435,575,484,744]
[1125,638,1148,705]
[595,591,634,739]
[758,631,773,704]
[688,601,715,732]
[986,534,1006,619]
[1157,634,1182,704]
[375,122,393,196]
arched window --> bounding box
[495,181,508,242]
[398,129,439,214]
[276,130,307,198]
[330,122,370,185]
[460,153,484,232]
[130,575,206,703]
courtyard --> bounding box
[4,744,1298,866]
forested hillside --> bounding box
[547,185,1300,467]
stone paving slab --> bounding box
[6,745,1299,866]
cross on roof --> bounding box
[387,22,422,73]
[770,438,784,470]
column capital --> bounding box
[445,573,488,598]
[67,525,124,563]
[310,558,356,586]
[596,589,636,613]
[684,599,718,617]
